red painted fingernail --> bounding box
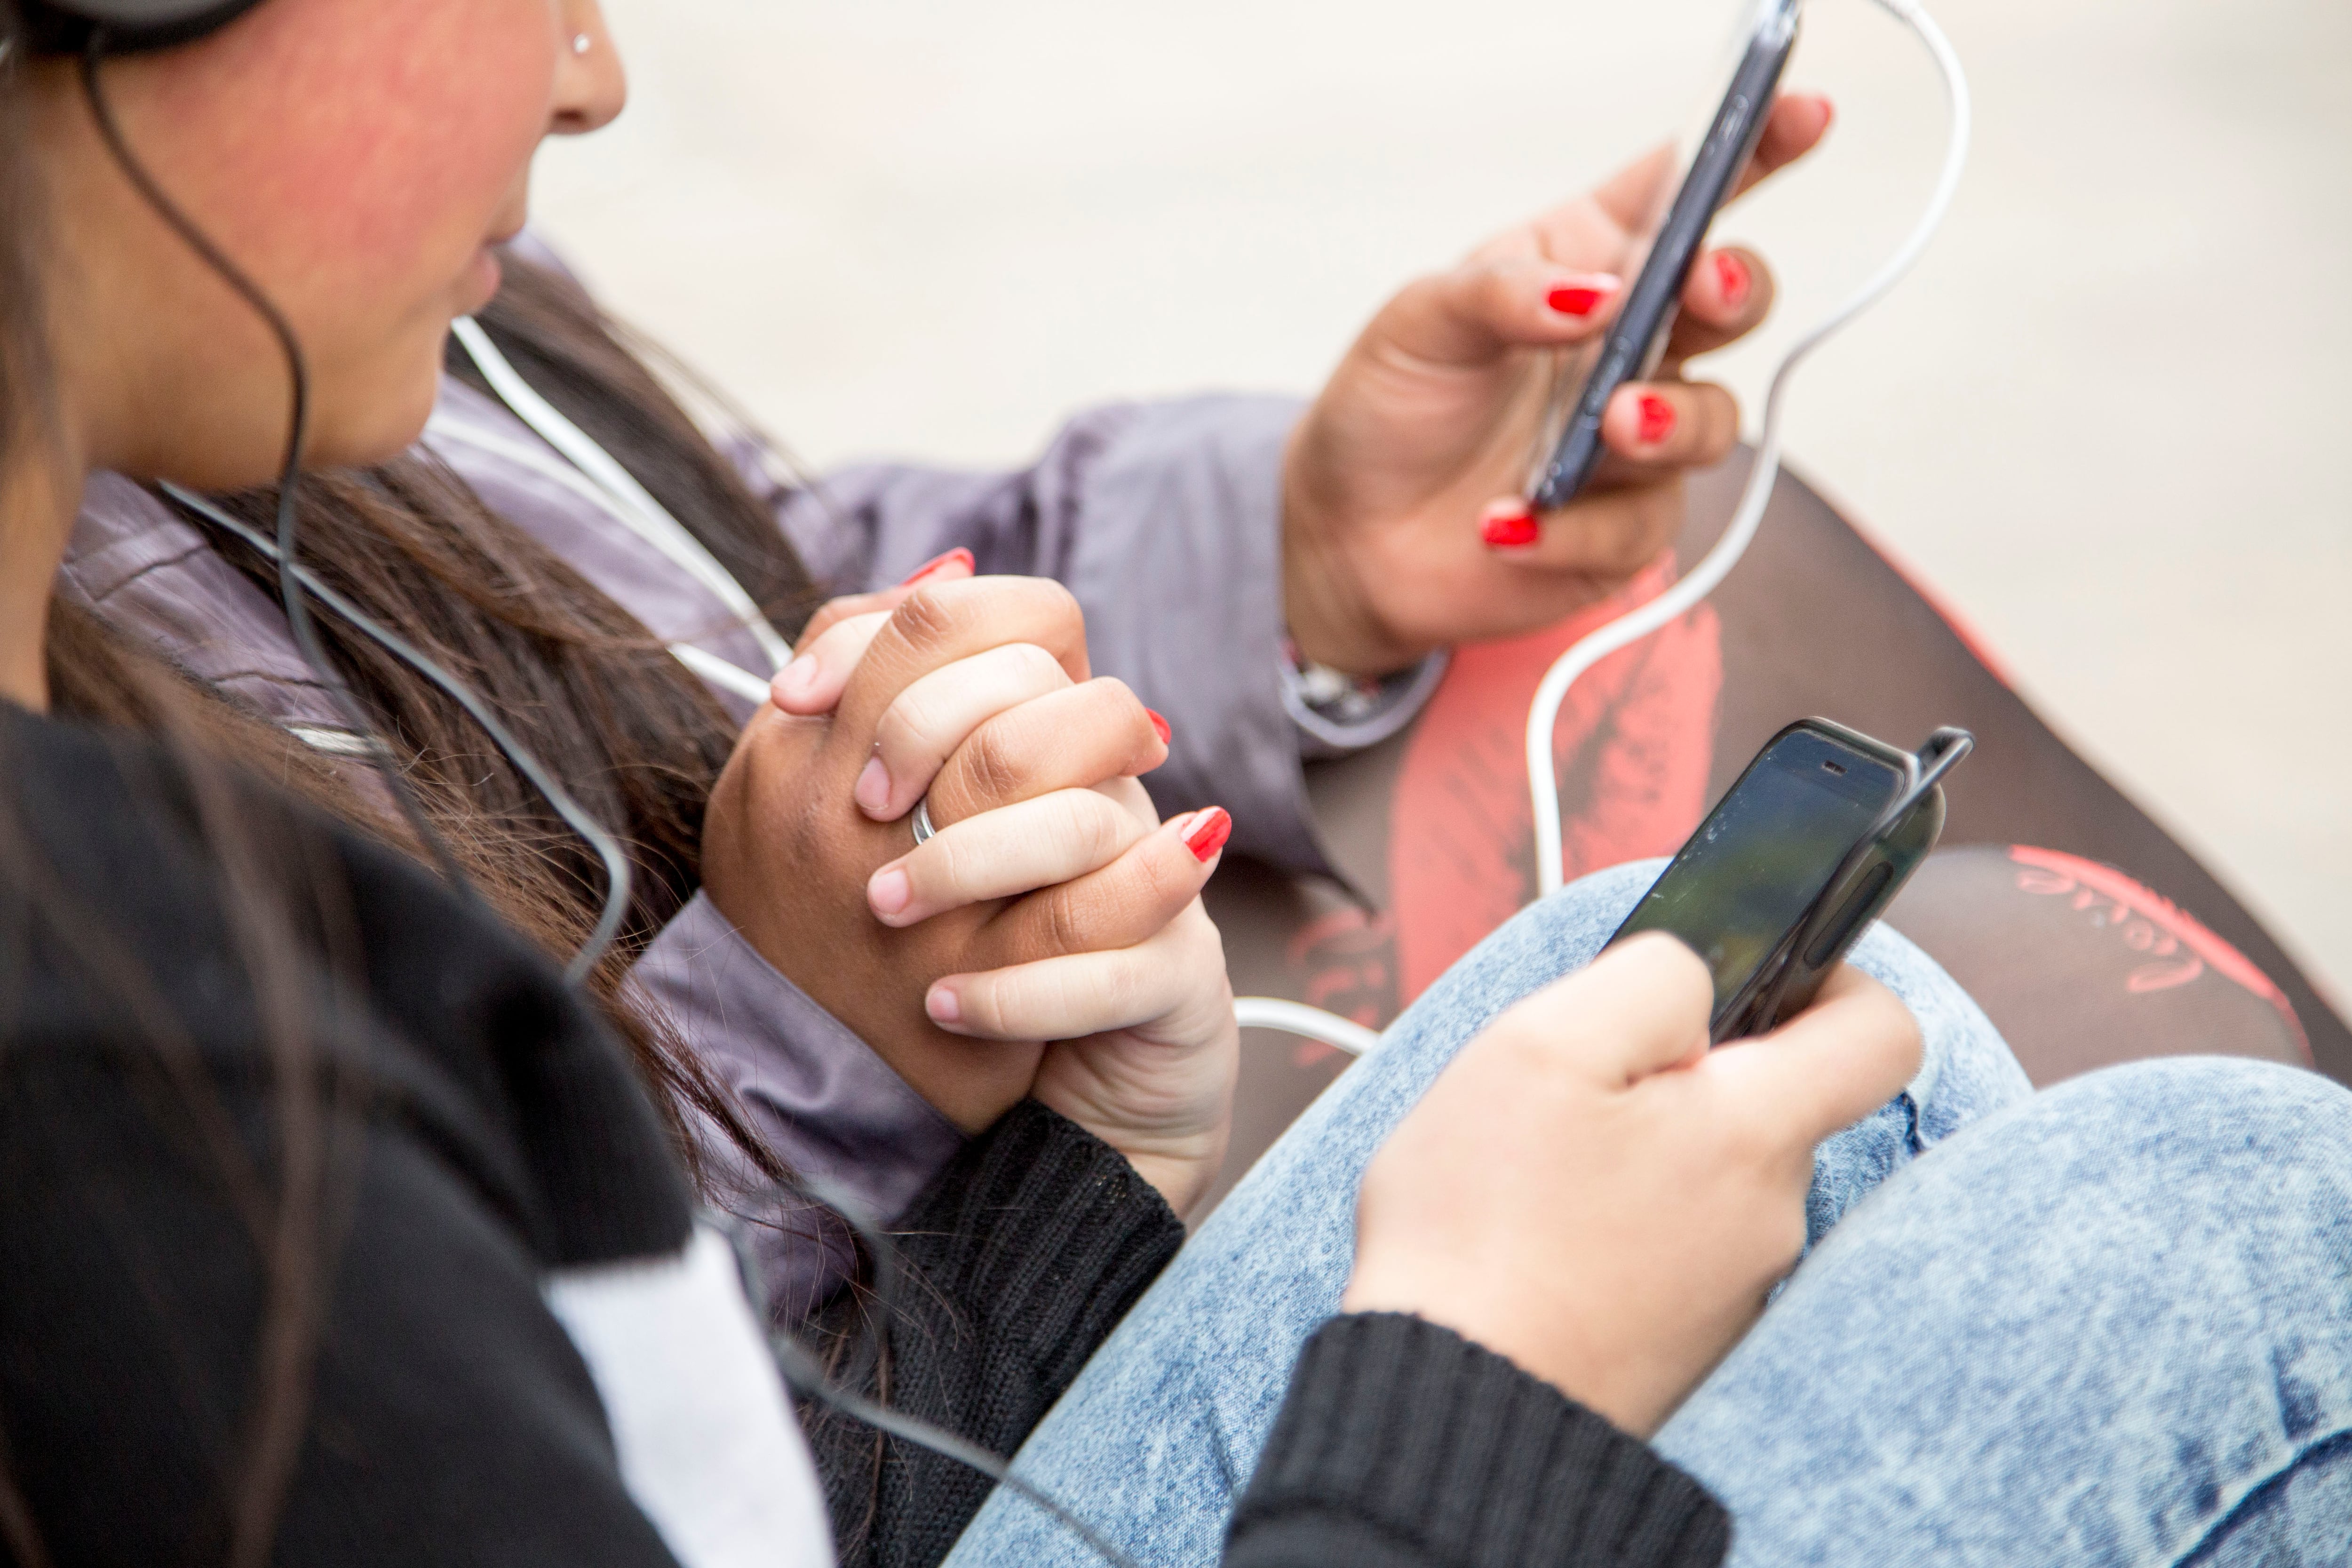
[1714,252,1752,309]
[898,547,975,587]
[1146,708,1172,746]
[1545,274,1619,317]
[1480,504,1540,549]
[1183,807,1232,863]
[1637,395,1677,446]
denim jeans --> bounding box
[945,861,2352,1567]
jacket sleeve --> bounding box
[1224,1314,1732,1568]
[803,1100,1187,1568]
[755,397,1349,875]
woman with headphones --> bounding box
[4,4,2349,1568]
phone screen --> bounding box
[1613,727,1902,1014]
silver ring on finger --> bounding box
[911,795,938,847]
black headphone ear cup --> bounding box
[17,0,267,56]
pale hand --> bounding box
[1344,933,1921,1437]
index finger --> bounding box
[1704,963,1923,1147]
[831,577,1093,756]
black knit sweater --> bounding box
[0,705,1731,1568]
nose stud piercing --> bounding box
[572,33,592,55]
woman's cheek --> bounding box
[280,8,554,295]
[148,0,556,337]
[190,0,557,462]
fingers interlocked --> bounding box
[780,573,1221,1045]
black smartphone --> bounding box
[1609,718,1953,1043]
[1528,0,1803,511]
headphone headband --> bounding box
[16,0,267,56]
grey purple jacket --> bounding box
[60,370,1434,1307]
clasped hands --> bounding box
[703,555,1239,1217]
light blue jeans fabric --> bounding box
[945,861,2352,1567]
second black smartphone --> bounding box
[1609,718,1950,1042]
[1529,0,1802,511]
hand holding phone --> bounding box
[1347,921,1923,1436]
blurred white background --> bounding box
[533,0,2352,1004]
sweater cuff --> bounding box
[893,1101,1186,1391]
[1233,1313,1730,1568]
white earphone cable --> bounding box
[1232,997,1385,1057]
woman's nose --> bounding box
[550,0,628,136]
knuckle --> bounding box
[1471,261,1518,317]
[1117,842,1190,916]
[1089,675,1139,713]
[876,692,934,758]
[965,721,1030,803]
[1090,954,1144,1021]
[1027,576,1085,638]
[1064,793,1127,866]
[889,583,961,648]
[1081,678,1151,744]
[1036,891,1092,958]
[1008,641,1067,690]
[956,976,1007,1035]
[922,831,980,894]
